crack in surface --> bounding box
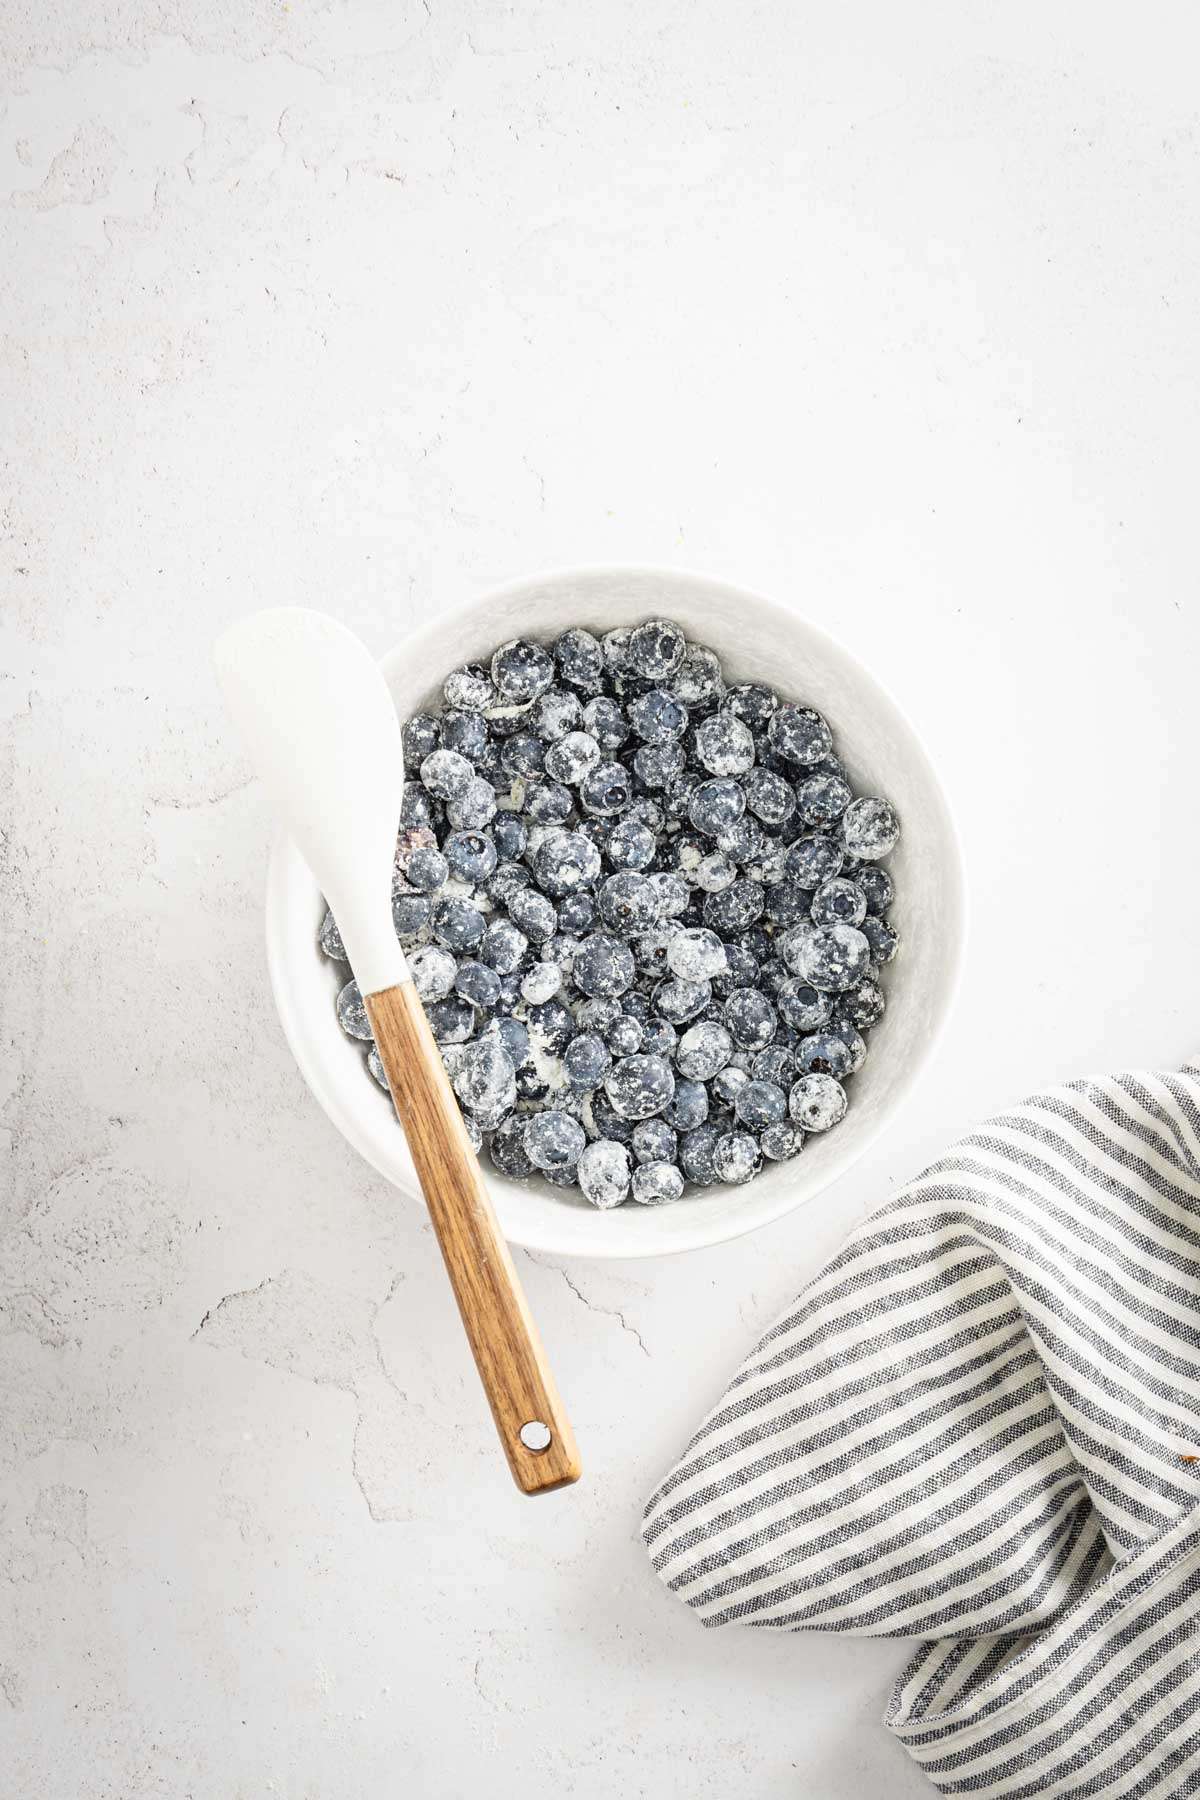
[526,1255,650,1357]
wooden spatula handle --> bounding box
[364,983,581,1495]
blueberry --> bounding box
[713,1131,762,1184]
[524,1109,586,1171]
[598,871,660,935]
[792,923,871,992]
[367,1043,390,1091]
[811,877,867,928]
[581,694,629,749]
[783,834,845,888]
[665,1079,709,1131]
[554,627,605,692]
[631,742,685,790]
[833,979,886,1031]
[796,772,851,826]
[717,817,768,865]
[653,976,711,1024]
[694,712,755,776]
[703,880,765,935]
[633,1162,685,1205]
[777,978,834,1031]
[425,999,476,1043]
[723,683,778,730]
[443,830,498,884]
[406,846,449,893]
[577,1139,632,1209]
[628,618,686,680]
[855,864,894,915]
[735,1080,787,1130]
[588,1091,635,1143]
[488,861,531,905]
[767,704,833,766]
[490,1116,535,1179]
[676,1020,733,1080]
[576,995,622,1032]
[607,1013,645,1057]
[446,778,497,830]
[557,891,596,934]
[760,1122,802,1161]
[544,730,602,785]
[431,898,485,953]
[795,1032,853,1078]
[601,627,633,675]
[532,689,583,742]
[319,909,348,961]
[400,781,437,830]
[711,1065,749,1107]
[336,978,372,1041]
[481,918,528,974]
[859,914,899,964]
[604,1053,675,1120]
[632,1118,678,1164]
[752,1045,795,1087]
[626,796,665,834]
[670,645,724,707]
[842,796,900,860]
[688,778,745,837]
[491,638,555,704]
[421,748,474,802]
[392,893,432,939]
[409,945,459,1001]
[443,664,497,711]
[573,932,636,998]
[723,987,778,1049]
[649,872,690,918]
[533,828,602,898]
[695,850,736,893]
[579,759,632,817]
[491,813,527,861]
[762,883,813,930]
[741,767,795,825]
[564,1032,611,1090]
[454,960,502,1009]
[523,782,573,826]
[629,689,688,743]
[790,1071,848,1130]
[829,1022,868,1073]
[522,962,563,1005]
[679,1123,723,1185]
[526,997,577,1055]
[403,713,441,764]
[452,1037,517,1123]
[666,928,727,982]
[506,888,557,944]
[641,1017,678,1059]
[605,819,656,871]
[441,709,489,762]
[501,734,545,780]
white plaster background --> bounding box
[3,3,1200,1795]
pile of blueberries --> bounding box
[321,619,901,1210]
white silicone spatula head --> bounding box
[214,607,409,997]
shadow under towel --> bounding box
[643,1061,1200,1798]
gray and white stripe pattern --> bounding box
[644,1061,1200,1796]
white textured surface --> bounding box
[3,5,1199,1796]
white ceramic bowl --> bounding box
[266,566,964,1259]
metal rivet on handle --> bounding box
[519,1420,552,1452]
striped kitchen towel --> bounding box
[643,1061,1200,1797]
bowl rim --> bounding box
[265,561,967,1260]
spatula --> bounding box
[214,607,581,1495]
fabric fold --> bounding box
[644,1062,1200,1796]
